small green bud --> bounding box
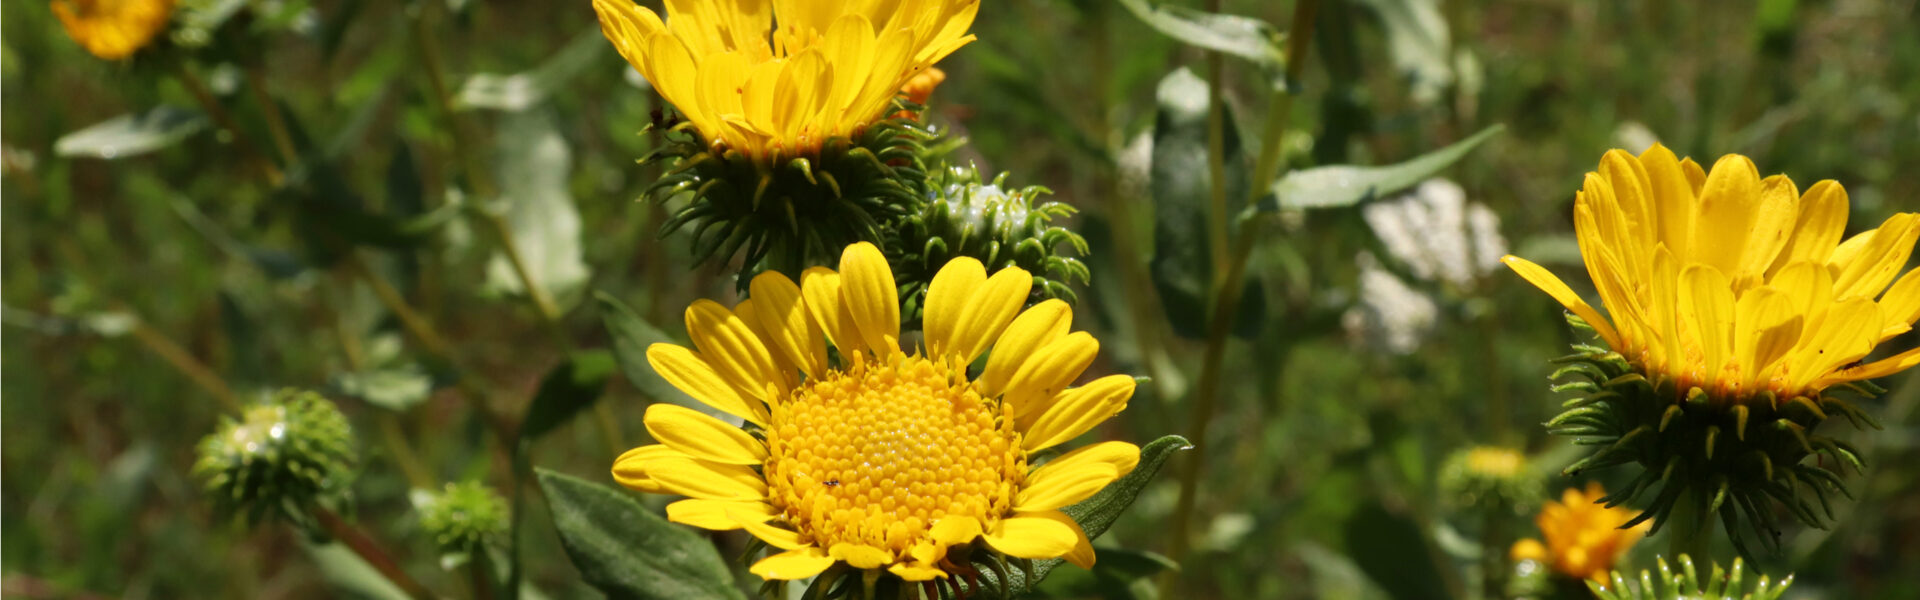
[1586,554,1793,600]
[194,389,357,524]
[891,164,1089,316]
[415,480,510,556]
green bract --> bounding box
[891,164,1089,314]
[1588,554,1793,600]
[193,389,357,524]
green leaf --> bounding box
[1032,548,1178,600]
[596,291,688,405]
[1341,502,1453,600]
[301,541,413,600]
[484,111,590,300]
[977,434,1192,597]
[1259,124,1503,212]
[456,31,609,112]
[1146,68,1264,340]
[54,106,209,159]
[331,366,434,412]
[1117,0,1287,89]
[535,469,746,600]
[519,350,616,440]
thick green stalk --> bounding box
[1163,0,1320,593]
[1667,486,1715,563]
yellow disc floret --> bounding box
[766,356,1025,555]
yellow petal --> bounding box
[1830,213,1920,301]
[1731,288,1800,388]
[981,515,1077,560]
[1596,150,1655,265]
[948,266,1034,366]
[647,343,769,426]
[1004,332,1099,422]
[1016,463,1118,512]
[1729,175,1799,288]
[1826,346,1920,384]
[751,547,835,580]
[643,404,768,465]
[648,457,767,500]
[1679,157,1707,197]
[888,562,949,581]
[1638,144,1696,258]
[1766,261,1834,333]
[1023,374,1134,451]
[1573,199,1647,349]
[829,543,894,569]
[1017,509,1096,569]
[1688,154,1761,276]
[749,270,830,379]
[686,299,788,399]
[1678,264,1735,378]
[591,0,666,76]
[1768,180,1849,276]
[1788,298,1882,390]
[732,510,807,551]
[838,242,901,354]
[923,256,987,362]
[611,445,686,493]
[1501,256,1623,349]
[802,266,866,356]
[1879,268,1920,333]
[1032,441,1141,482]
[979,299,1072,396]
[930,515,983,547]
[666,499,777,531]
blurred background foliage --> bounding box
[3,0,1918,598]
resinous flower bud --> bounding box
[593,0,978,272]
[416,481,510,557]
[194,389,357,523]
[893,164,1089,313]
[1505,145,1920,554]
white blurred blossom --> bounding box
[1361,178,1507,290]
[1344,253,1440,355]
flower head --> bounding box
[195,389,357,524]
[416,481,510,556]
[1504,145,1920,403]
[614,242,1137,582]
[1439,445,1538,512]
[593,0,977,167]
[1505,145,1918,553]
[1520,482,1648,583]
[52,0,175,60]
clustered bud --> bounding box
[194,389,357,524]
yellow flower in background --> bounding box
[1504,144,1920,404]
[614,242,1137,581]
[592,0,978,168]
[1528,482,1647,582]
[52,0,175,60]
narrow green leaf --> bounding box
[1260,124,1504,212]
[519,350,616,439]
[535,469,746,600]
[457,31,609,112]
[596,291,688,404]
[301,541,413,600]
[54,106,208,159]
[1117,0,1287,89]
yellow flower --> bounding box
[614,242,1137,581]
[51,0,175,60]
[1527,482,1647,582]
[1504,144,1920,404]
[592,0,978,168]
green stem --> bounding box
[171,61,282,186]
[242,65,300,168]
[344,251,515,445]
[1162,0,1320,594]
[314,507,434,600]
[127,318,243,414]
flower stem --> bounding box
[344,250,515,444]
[242,65,300,168]
[313,507,434,600]
[1667,486,1715,562]
[127,317,242,414]
[1162,0,1320,593]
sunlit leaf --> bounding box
[536,469,746,600]
[55,106,208,159]
[483,111,590,300]
[1259,124,1503,212]
[597,291,689,406]
[1117,0,1287,89]
[1351,0,1454,104]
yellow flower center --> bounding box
[763,355,1025,554]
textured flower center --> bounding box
[763,356,1025,554]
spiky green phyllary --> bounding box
[1545,315,1877,559]
[1588,554,1793,600]
[640,103,938,277]
[417,480,509,554]
[195,389,357,524]
[890,164,1089,315]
